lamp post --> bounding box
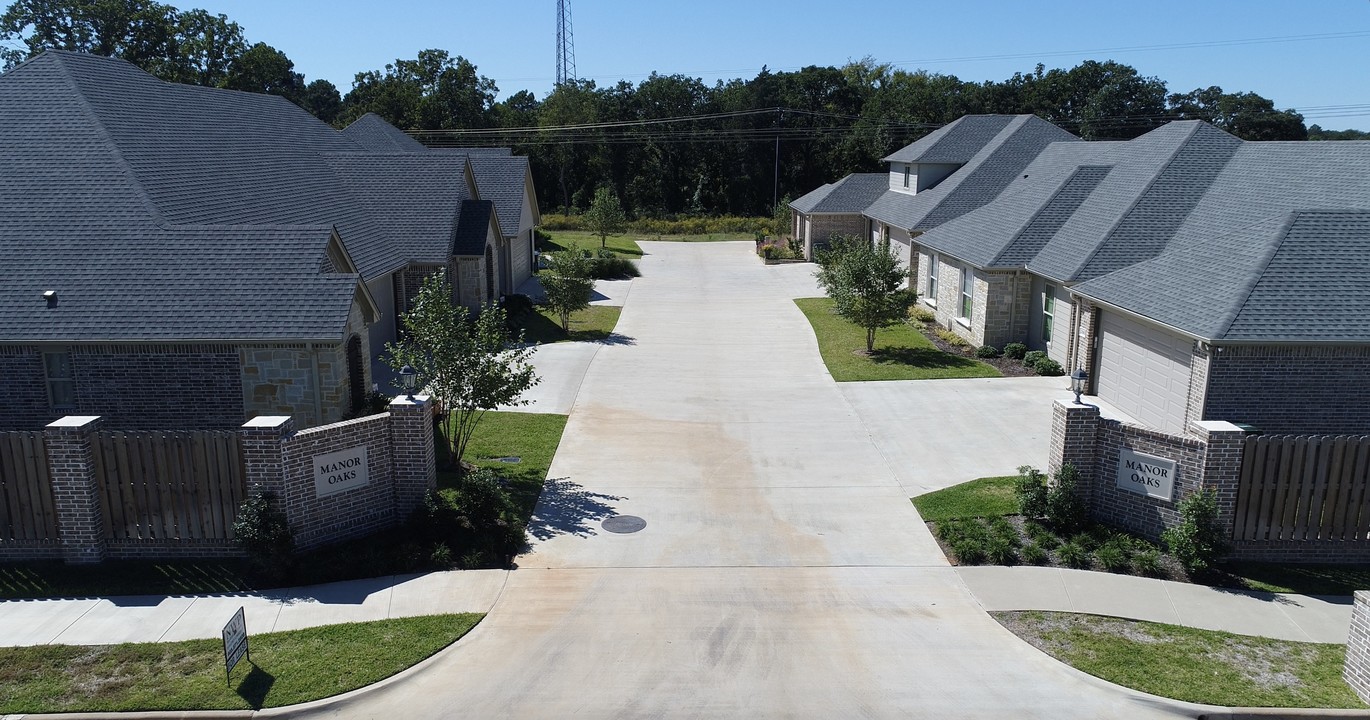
[399,364,418,401]
[1070,368,1089,405]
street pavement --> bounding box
[274,241,1209,719]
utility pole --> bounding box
[555,0,577,86]
[773,108,782,209]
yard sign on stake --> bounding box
[222,606,250,685]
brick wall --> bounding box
[0,345,241,430]
[279,413,397,550]
[1204,345,1370,434]
[1346,592,1370,703]
[979,271,1031,350]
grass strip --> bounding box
[994,610,1364,709]
[516,305,622,344]
[795,297,1000,381]
[0,613,482,713]
[454,410,570,519]
[541,230,643,256]
[911,476,1018,522]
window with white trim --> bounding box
[902,165,911,189]
[960,266,974,320]
[1042,284,1056,342]
[926,254,938,306]
[43,350,75,409]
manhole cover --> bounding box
[495,456,521,464]
[601,515,646,534]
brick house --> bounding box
[910,119,1370,436]
[863,114,1080,287]
[0,51,534,430]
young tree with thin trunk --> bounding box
[814,235,915,353]
[583,185,627,249]
[540,244,595,332]
[385,273,539,471]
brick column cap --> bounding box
[389,394,432,411]
[46,415,101,430]
[1053,398,1101,414]
[243,415,292,430]
[1190,419,1245,434]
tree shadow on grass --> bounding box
[868,346,985,370]
[527,478,625,540]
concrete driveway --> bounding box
[286,241,1196,719]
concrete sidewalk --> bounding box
[958,565,1353,643]
[0,569,506,647]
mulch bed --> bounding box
[910,321,1039,377]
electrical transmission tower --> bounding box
[555,0,577,86]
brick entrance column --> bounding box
[1048,399,1100,484]
[1191,420,1248,539]
[390,395,436,519]
[45,415,105,564]
[241,415,294,499]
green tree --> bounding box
[384,273,539,471]
[814,236,915,352]
[1167,86,1306,140]
[340,49,497,130]
[298,78,343,124]
[583,186,627,249]
[540,244,595,332]
[221,41,301,99]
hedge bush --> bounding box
[1003,342,1028,359]
[540,213,775,236]
[975,345,1001,358]
[1033,358,1065,376]
[1022,350,1048,368]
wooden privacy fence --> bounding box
[0,431,58,541]
[1234,434,1370,542]
[92,430,247,541]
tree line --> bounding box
[1,0,1338,218]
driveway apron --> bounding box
[285,242,1195,719]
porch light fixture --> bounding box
[1070,368,1089,405]
[399,364,418,401]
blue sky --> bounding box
[195,0,1370,127]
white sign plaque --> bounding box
[1116,448,1177,501]
[222,606,249,680]
[313,445,369,497]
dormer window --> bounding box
[903,166,911,189]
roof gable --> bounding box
[342,113,427,152]
[790,173,887,214]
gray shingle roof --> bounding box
[865,115,1079,232]
[469,155,531,238]
[882,115,1015,164]
[1077,211,1370,342]
[790,173,887,214]
[342,113,427,152]
[0,51,499,342]
[453,200,496,256]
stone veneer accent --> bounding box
[1346,591,1370,703]
[801,214,867,260]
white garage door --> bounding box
[1097,312,1193,435]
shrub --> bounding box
[908,306,936,324]
[1162,488,1227,575]
[1134,548,1164,577]
[975,345,1001,358]
[1046,463,1087,533]
[1027,522,1061,550]
[232,491,294,578]
[1057,541,1091,569]
[1095,538,1133,573]
[935,327,971,347]
[1022,350,1048,368]
[592,254,641,279]
[1013,465,1049,519]
[1021,541,1049,565]
[1003,342,1028,360]
[986,535,1019,565]
[953,538,988,565]
[987,516,1018,545]
[1033,358,1065,376]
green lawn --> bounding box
[634,231,753,242]
[0,614,481,713]
[540,230,643,257]
[795,297,1000,381]
[994,611,1364,709]
[515,305,622,344]
[453,410,570,519]
[911,476,1018,522]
